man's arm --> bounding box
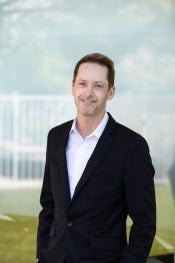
[121,137,156,263]
[36,131,54,259]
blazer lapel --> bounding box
[55,121,73,205]
[71,115,117,202]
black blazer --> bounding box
[37,114,156,263]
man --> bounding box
[37,53,156,263]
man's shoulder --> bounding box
[48,120,73,137]
[108,114,147,144]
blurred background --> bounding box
[0,0,175,262]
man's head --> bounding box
[73,53,115,88]
[71,53,115,118]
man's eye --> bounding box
[95,84,103,88]
[79,82,86,86]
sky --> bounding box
[0,0,174,94]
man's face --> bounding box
[72,62,115,118]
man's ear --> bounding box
[71,82,74,96]
[108,86,115,101]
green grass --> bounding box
[0,215,37,263]
[150,185,175,256]
[0,185,174,262]
[128,184,175,257]
[0,188,40,262]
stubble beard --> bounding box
[76,96,97,117]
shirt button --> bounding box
[67,221,73,227]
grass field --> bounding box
[0,185,174,262]
[0,215,37,263]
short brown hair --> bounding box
[73,53,115,87]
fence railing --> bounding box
[0,95,75,185]
[0,94,175,186]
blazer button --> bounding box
[67,221,73,227]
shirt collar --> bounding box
[70,112,109,139]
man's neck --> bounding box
[76,112,105,138]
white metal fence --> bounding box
[0,95,75,185]
[0,94,175,186]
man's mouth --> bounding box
[80,98,95,105]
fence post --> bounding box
[12,95,19,183]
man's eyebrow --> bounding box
[77,79,86,82]
[76,79,105,84]
[95,81,104,83]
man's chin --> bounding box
[77,106,94,116]
[79,110,94,117]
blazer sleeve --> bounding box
[120,137,156,263]
[36,131,54,258]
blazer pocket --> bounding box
[48,226,58,248]
[91,237,123,251]
[49,226,56,237]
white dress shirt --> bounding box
[66,112,109,198]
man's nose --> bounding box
[85,84,94,95]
